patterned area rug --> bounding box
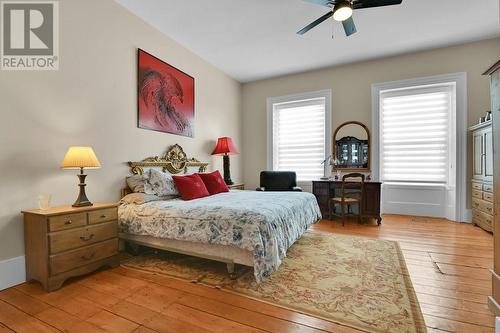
[122,231,427,333]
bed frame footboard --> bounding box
[120,233,247,279]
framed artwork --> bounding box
[137,49,195,137]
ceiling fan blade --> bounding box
[302,0,335,7]
[342,17,357,36]
[352,0,402,9]
[297,11,334,35]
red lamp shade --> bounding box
[211,137,239,155]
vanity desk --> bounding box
[312,180,382,225]
[316,120,381,225]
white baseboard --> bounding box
[0,256,26,290]
[462,209,472,223]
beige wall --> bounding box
[0,0,242,261]
[242,38,500,194]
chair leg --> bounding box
[328,200,331,220]
[341,203,345,226]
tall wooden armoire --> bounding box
[484,60,500,315]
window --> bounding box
[267,90,331,182]
[379,84,454,183]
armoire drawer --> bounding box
[483,192,494,202]
[472,190,483,199]
[472,182,483,190]
[472,198,493,215]
[483,184,494,193]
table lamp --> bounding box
[211,137,238,185]
[61,146,101,207]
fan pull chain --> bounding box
[331,17,334,39]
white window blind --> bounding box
[380,86,452,183]
[272,97,326,181]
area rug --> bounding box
[122,231,427,333]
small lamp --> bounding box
[211,137,239,185]
[61,146,101,207]
[321,155,340,180]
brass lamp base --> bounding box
[72,169,93,207]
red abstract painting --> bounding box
[138,49,195,137]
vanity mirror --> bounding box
[333,121,370,171]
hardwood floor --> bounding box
[0,215,494,333]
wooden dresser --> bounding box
[470,120,494,233]
[312,180,382,224]
[22,202,119,291]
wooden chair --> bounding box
[329,173,365,226]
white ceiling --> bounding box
[116,0,500,83]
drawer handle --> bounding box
[80,253,95,261]
[487,207,493,212]
[100,215,106,218]
[474,202,480,207]
[80,234,95,242]
[64,220,72,225]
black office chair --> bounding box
[256,171,302,192]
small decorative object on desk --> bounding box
[38,193,51,210]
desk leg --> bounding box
[376,216,382,226]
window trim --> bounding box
[371,73,467,222]
[267,89,332,185]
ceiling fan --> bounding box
[297,0,403,37]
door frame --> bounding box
[371,72,468,222]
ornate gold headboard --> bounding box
[122,144,208,198]
[128,144,208,175]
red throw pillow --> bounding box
[172,174,210,200]
[197,170,229,195]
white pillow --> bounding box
[145,169,180,196]
[126,174,148,193]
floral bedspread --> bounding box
[118,190,321,282]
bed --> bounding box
[119,144,322,282]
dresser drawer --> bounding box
[50,239,118,275]
[49,221,118,254]
[48,213,87,232]
[472,182,483,190]
[88,208,117,224]
[472,190,483,199]
[483,192,494,202]
[483,184,494,193]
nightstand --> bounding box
[22,202,119,291]
[228,183,244,190]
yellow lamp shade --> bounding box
[61,146,101,169]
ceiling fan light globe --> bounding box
[333,7,352,21]
[333,1,353,21]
